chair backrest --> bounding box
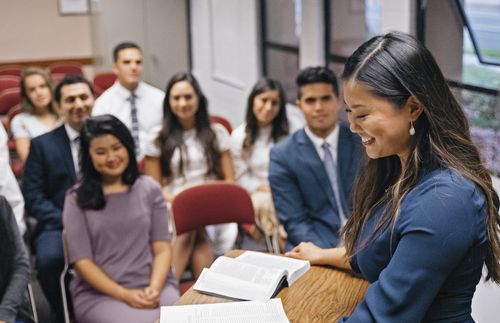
[210,115,232,134]
[93,71,117,91]
[0,75,20,93]
[0,88,21,115]
[0,65,23,77]
[60,230,74,323]
[172,182,255,235]
[48,62,83,76]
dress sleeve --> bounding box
[212,123,231,152]
[148,178,171,241]
[62,192,94,263]
[143,124,162,157]
[341,176,487,322]
[10,114,30,139]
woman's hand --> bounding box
[286,242,327,265]
[162,190,175,203]
[143,285,160,303]
[119,288,158,308]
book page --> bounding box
[160,298,290,323]
[235,251,310,285]
[193,256,285,301]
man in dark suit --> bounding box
[23,75,94,321]
[269,66,363,251]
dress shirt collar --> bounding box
[64,123,80,141]
[305,124,339,161]
[113,80,144,99]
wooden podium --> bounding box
[176,250,369,322]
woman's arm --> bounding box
[144,241,173,301]
[15,137,31,162]
[286,242,352,270]
[144,156,162,183]
[74,259,157,308]
[220,150,235,182]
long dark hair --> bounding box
[0,196,16,298]
[341,32,500,282]
[157,72,222,179]
[242,78,289,157]
[76,115,139,209]
[20,67,58,117]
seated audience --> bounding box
[269,66,363,251]
[11,67,60,161]
[231,78,290,249]
[287,32,500,322]
[92,42,164,159]
[0,196,32,323]
[144,72,236,281]
[0,122,25,236]
[63,115,179,323]
[22,75,94,322]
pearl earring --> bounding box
[409,121,415,136]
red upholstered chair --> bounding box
[210,115,232,134]
[48,62,83,76]
[172,182,255,294]
[93,72,117,92]
[0,75,20,94]
[0,88,21,115]
[0,65,23,77]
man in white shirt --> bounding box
[92,42,164,158]
[0,122,25,235]
[23,75,94,323]
[269,66,364,251]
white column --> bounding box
[299,0,325,68]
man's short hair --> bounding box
[113,41,142,62]
[296,66,339,99]
[54,75,94,103]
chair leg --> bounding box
[27,283,39,323]
[60,266,71,323]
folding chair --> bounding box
[60,231,75,323]
[0,88,21,115]
[210,115,232,134]
[48,62,83,76]
[0,75,20,94]
[0,65,23,77]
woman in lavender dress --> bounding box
[62,115,179,323]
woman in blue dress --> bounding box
[287,32,500,322]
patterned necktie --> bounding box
[128,92,140,155]
[321,141,346,224]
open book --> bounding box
[160,298,289,323]
[193,251,310,301]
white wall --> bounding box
[89,0,189,89]
[190,0,260,127]
[0,0,92,62]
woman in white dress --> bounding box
[231,78,291,251]
[12,67,60,161]
[144,72,236,281]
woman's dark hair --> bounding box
[157,72,222,179]
[76,114,139,209]
[242,78,289,157]
[0,197,16,298]
[341,31,500,282]
[20,67,58,117]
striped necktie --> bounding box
[128,92,140,155]
[321,141,346,224]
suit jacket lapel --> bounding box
[296,129,338,209]
[55,125,76,183]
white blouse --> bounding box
[10,113,54,139]
[145,123,231,195]
[230,124,278,193]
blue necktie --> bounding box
[321,142,346,224]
